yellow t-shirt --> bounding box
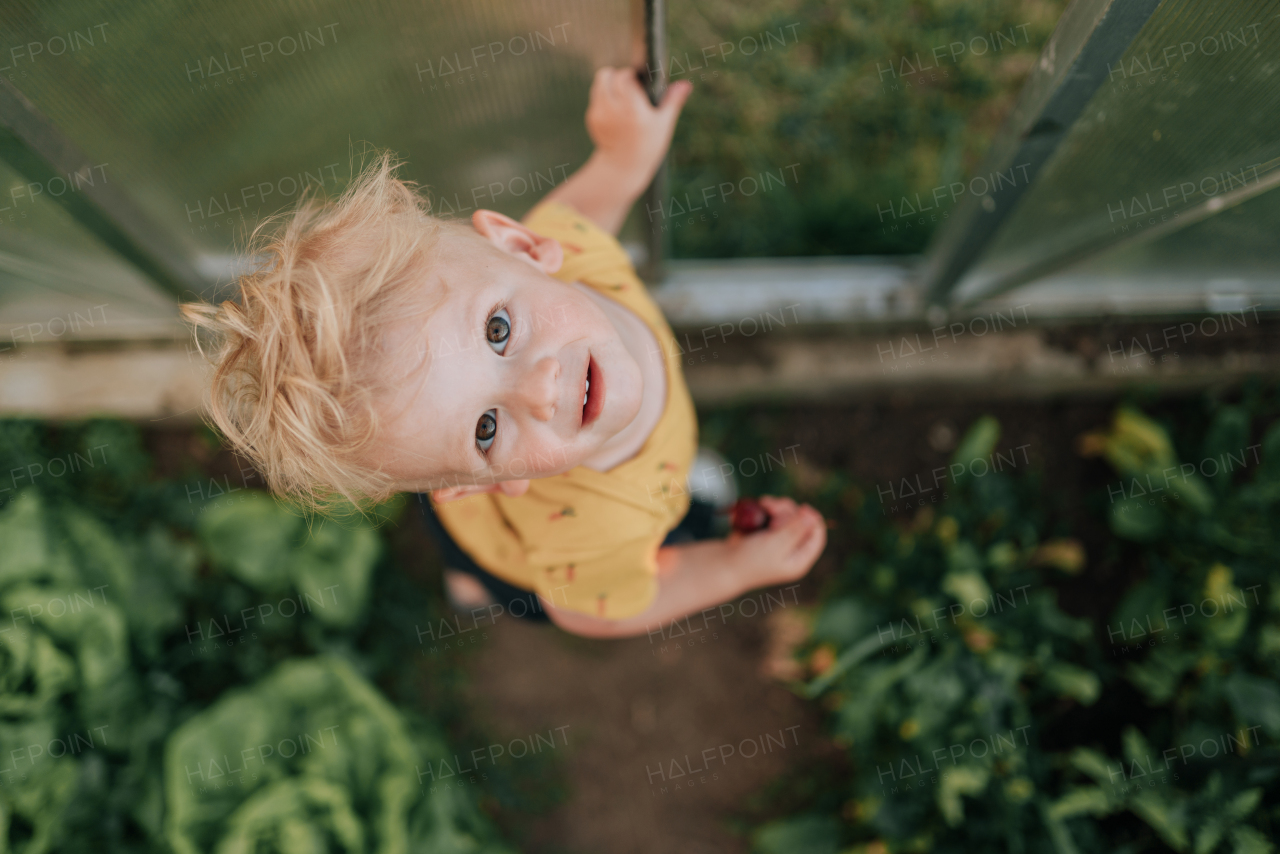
[431,200,698,620]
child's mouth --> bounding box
[581,357,604,427]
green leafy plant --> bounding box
[0,488,195,851]
[165,656,514,854]
[196,492,380,629]
[1049,402,1280,853]
[759,396,1279,853]
[0,419,516,853]
[667,0,1069,257]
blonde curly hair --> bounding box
[181,151,463,517]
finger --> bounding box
[788,513,827,565]
[658,79,693,118]
[758,496,799,516]
[497,479,530,498]
[747,505,790,533]
[434,482,515,503]
[796,504,825,528]
[611,67,634,101]
[795,505,826,533]
[759,501,800,531]
[762,507,813,549]
[590,67,614,101]
[783,503,818,529]
[800,523,828,564]
[432,486,474,504]
[772,506,820,546]
[801,508,829,548]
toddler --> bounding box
[183,68,826,638]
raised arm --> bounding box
[537,67,693,236]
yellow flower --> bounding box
[1203,563,1236,604]
[1107,408,1176,473]
[935,516,959,545]
[1031,539,1086,574]
[899,718,920,740]
[1005,777,1034,802]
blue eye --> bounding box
[486,308,511,354]
[476,409,497,452]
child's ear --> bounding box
[471,209,564,274]
[432,479,531,504]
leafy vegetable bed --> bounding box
[0,420,515,854]
[749,392,1280,853]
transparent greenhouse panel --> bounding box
[941,0,1280,306]
[978,185,1280,317]
[0,153,177,341]
[0,0,636,301]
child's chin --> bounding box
[560,435,609,471]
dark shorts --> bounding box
[414,493,717,623]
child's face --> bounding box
[369,211,644,492]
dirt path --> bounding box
[449,589,830,854]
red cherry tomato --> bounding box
[730,497,771,533]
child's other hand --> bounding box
[586,67,692,188]
[725,495,826,586]
[432,479,529,503]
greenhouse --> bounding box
[0,0,1277,851]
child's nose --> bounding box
[513,356,560,421]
